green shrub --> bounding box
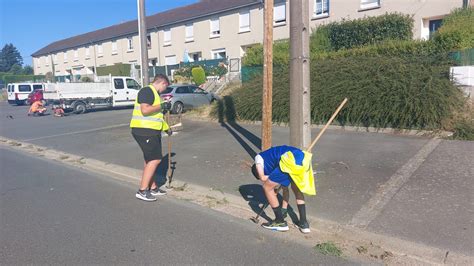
[192,66,206,85]
[435,7,474,50]
[218,55,464,130]
[241,41,290,66]
[325,13,413,51]
[1,74,45,84]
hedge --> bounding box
[1,74,45,84]
[216,55,464,130]
[96,63,131,76]
[435,7,473,50]
[192,67,206,85]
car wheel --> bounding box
[73,102,87,114]
[172,102,184,114]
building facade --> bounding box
[32,0,465,78]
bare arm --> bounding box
[140,103,161,116]
[256,164,269,182]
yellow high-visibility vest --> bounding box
[130,85,169,131]
[279,150,316,195]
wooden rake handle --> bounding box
[306,98,348,152]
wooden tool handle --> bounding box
[167,112,171,178]
[306,98,348,152]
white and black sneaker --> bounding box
[297,221,311,234]
[150,187,167,196]
[135,190,157,202]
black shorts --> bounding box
[132,134,163,162]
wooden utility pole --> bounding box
[262,0,274,151]
[138,0,149,86]
[289,0,311,150]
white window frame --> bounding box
[210,18,220,38]
[63,52,68,62]
[274,2,286,26]
[74,49,79,61]
[165,55,177,65]
[85,46,90,59]
[239,10,251,33]
[112,41,118,55]
[127,37,134,51]
[211,48,226,60]
[45,56,49,66]
[53,54,58,64]
[97,44,103,57]
[360,0,380,10]
[164,29,171,46]
[314,0,329,18]
[185,24,194,42]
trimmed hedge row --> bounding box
[1,73,45,84]
[218,55,464,130]
[435,7,473,50]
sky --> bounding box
[0,0,199,66]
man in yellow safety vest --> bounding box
[131,74,172,202]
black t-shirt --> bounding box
[131,86,162,136]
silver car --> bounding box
[160,84,217,114]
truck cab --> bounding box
[111,77,141,106]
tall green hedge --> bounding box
[323,13,413,51]
[219,55,464,130]
[96,63,131,76]
[435,7,473,50]
[0,74,45,84]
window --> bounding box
[429,19,443,39]
[126,78,140,90]
[85,46,90,58]
[165,55,177,65]
[176,86,192,94]
[45,56,49,66]
[19,85,32,92]
[114,79,125,89]
[185,24,194,42]
[164,29,171,46]
[211,48,226,59]
[314,0,329,17]
[239,10,250,32]
[210,18,220,37]
[360,0,380,10]
[127,37,134,51]
[53,54,57,63]
[63,52,68,62]
[147,34,151,49]
[74,49,78,61]
[97,44,103,56]
[112,41,118,54]
[33,84,43,90]
[189,52,202,62]
[274,2,286,26]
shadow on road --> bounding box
[216,96,261,159]
[154,152,176,187]
[238,184,300,224]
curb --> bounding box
[1,136,471,265]
[182,114,453,138]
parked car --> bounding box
[27,89,44,105]
[160,84,217,114]
[7,83,44,105]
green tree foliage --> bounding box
[9,64,23,75]
[0,44,23,72]
[192,66,206,85]
[22,65,34,75]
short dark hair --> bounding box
[251,164,260,180]
[153,74,170,85]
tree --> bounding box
[9,64,23,75]
[0,44,23,72]
[22,65,34,75]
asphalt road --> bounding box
[0,146,354,264]
[1,101,473,256]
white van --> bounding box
[7,83,44,105]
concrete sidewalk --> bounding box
[13,117,472,259]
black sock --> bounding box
[297,204,307,224]
[272,207,284,222]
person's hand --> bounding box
[166,128,173,136]
[260,175,269,182]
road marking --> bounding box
[23,123,130,141]
[349,138,442,229]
